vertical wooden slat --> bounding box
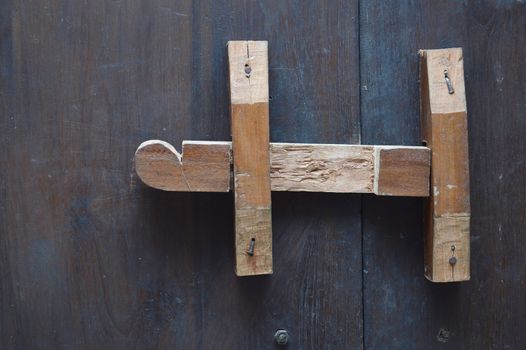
[420,48,470,282]
[228,41,272,276]
[2,1,366,348]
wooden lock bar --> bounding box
[135,141,431,196]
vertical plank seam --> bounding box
[357,0,366,348]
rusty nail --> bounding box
[247,238,255,256]
[444,69,455,94]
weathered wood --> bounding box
[228,41,272,276]
[420,48,470,282]
[374,146,431,197]
[135,140,430,196]
[270,143,375,193]
[363,1,525,348]
[135,140,231,192]
[228,41,269,105]
[1,1,366,348]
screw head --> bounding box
[449,256,457,266]
[274,329,288,345]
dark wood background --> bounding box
[0,1,524,349]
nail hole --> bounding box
[244,63,252,77]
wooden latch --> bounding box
[134,43,470,282]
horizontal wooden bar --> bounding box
[135,140,431,197]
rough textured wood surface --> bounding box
[228,41,272,276]
[270,143,375,193]
[135,140,430,196]
[420,48,470,282]
[361,1,526,348]
[0,1,363,349]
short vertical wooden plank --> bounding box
[228,41,272,276]
[420,48,470,282]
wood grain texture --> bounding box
[228,41,272,276]
[420,48,470,282]
[270,143,375,193]
[135,140,231,192]
[0,1,363,349]
[135,140,430,196]
[374,146,431,197]
[228,41,269,104]
[361,1,526,349]
[11,0,526,348]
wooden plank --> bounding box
[363,1,526,349]
[1,1,366,348]
[135,140,430,196]
[228,41,272,276]
[359,2,470,348]
[204,3,363,347]
[420,48,470,282]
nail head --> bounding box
[274,329,289,345]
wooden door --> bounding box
[1,1,525,349]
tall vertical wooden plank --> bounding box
[228,41,272,276]
[202,2,363,348]
[420,48,470,282]
[361,1,526,349]
[1,1,364,348]
[360,2,470,347]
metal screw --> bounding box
[274,329,288,345]
[449,256,457,266]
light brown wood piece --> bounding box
[420,47,470,282]
[135,141,430,196]
[135,140,231,192]
[228,41,269,104]
[270,143,375,193]
[228,41,272,276]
